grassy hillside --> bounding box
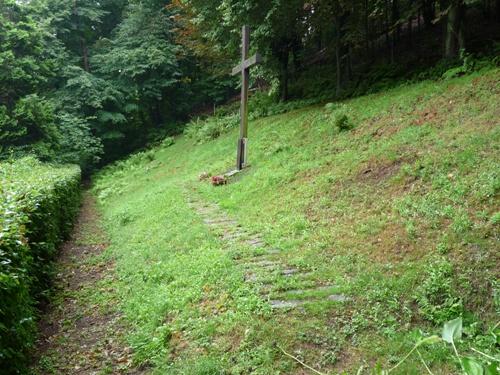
[92,69,499,374]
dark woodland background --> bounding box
[1,0,499,171]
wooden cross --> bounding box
[231,26,262,171]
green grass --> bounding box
[92,69,500,374]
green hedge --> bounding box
[0,157,81,373]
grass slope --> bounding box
[92,69,499,374]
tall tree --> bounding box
[444,0,466,58]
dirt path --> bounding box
[32,191,140,375]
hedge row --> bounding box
[0,157,81,373]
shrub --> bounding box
[184,114,239,144]
[333,113,353,132]
[161,136,175,148]
[325,103,354,132]
[0,157,81,373]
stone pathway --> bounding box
[187,195,349,310]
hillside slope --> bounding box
[92,69,499,374]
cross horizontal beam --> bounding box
[231,53,262,76]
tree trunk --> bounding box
[418,6,421,32]
[347,45,353,81]
[392,0,401,41]
[364,0,370,53]
[423,0,434,27]
[483,0,491,19]
[385,0,390,50]
[408,17,413,46]
[335,44,341,96]
[281,52,289,101]
[154,102,163,125]
[81,38,90,72]
[444,0,465,59]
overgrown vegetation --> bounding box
[1,0,498,171]
[184,51,499,144]
[89,69,499,373]
[0,157,80,373]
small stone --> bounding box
[266,249,281,255]
[285,285,334,295]
[282,269,298,276]
[246,239,265,248]
[247,260,277,267]
[244,273,258,282]
[327,294,349,302]
[223,232,245,241]
[269,300,304,309]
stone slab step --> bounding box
[269,300,305,309]
[203,218,237,225]
[269,294,350,309]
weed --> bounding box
[415,257,463,325]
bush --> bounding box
[333,113,353,132]
[0,157,81,373]
[325,103,354,132]
[0,95,60,162]
[184,114,239,144]
[161,136,175,148]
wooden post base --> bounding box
[236,138,248,170]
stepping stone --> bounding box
[204,218,237,225]
[281,270,313,279]
[327,294,349,302]
[223,232,246,240]
[282,268,299,276]
[244,273,258,282]
[269,300,305,309]
[284,285,335,295]
[244,272,274,284]
[266,249,281,255]
[246,249,279,258]
[251,263,280,271]
[197,209,217,215]
[246,259,277,267]
[246,239,265,247]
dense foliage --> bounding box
[1,0,498,170]
[0,157,80,373]
[0,0,230,171]
[175,0,499,100]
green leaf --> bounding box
[485,363,499,375]
[492,326,500,346]
[442,317,463,344]
[462,357,484,375]
[416,335,441,347]
[373,363,388,375]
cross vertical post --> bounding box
[232,26,261,171]
[240,25,250,140]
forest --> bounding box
[1,0,498,171]
[1,0,499,374]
